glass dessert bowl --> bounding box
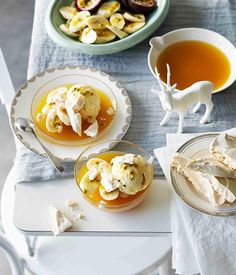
[31,75,117,146]
[75,140,154,212]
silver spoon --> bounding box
[15,117,64,173]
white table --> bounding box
[14,178,171,236]
[1,169,172,275]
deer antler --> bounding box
[154,66,165,90]
[166,64,177,92]
[166,64,171,89]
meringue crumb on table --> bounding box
[49,205,73,236]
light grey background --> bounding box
[0,0,34,273]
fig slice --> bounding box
[127,0,157,14]
[75,0,102,11]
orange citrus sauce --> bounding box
[33,85,114,141]
[156,40,231,90]
[76,151,148,206]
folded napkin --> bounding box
[154,131,236,275]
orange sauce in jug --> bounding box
[156,40,231,90]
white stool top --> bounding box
[1,169,172,275]
[14,178,171,236]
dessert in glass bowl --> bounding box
[75,140,154,212]
[32,83,116,145]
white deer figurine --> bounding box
[151,64,214,134]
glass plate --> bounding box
[170,133,236,216]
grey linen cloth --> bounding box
[13,0,236,182]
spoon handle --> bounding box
[32,132,64,173]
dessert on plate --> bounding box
[33,83,115,143]
[171,133,236,207]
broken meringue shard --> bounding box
[187,157,236,178]
[210,133,236,171]
[171,153,236,206]
[84,120,98,137]
[49,205,73,236]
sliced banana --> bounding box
[46,108,63,133]
[47,87,67,104]
[87,158,109,169]
[110,13,125,30]
[123,12,145,22]
[69,11,91,32]
[59,6,77,20]
[60,24,80,37]
[106,25,128,39]
[123,22,145,34]
[42,103,53,115]
[95,29,116,43]
[97,2,120,19]
[87,15,109,30]
[79,27,97,44]
[99,185,119,200]
[36,113,45,122]
[56,102,71,126]
[80,173,100,195]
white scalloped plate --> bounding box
[10,66,132,161]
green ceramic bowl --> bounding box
[45,0,170,55]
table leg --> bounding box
[24,236,38,257]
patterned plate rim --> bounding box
[10,65,132,162]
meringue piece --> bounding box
[100,170,121,192]
[106,107,115,116]
[111,153,135,165]
[84,120,98,137]
[204,175,235,204]
[210,133,236,170]
[46,87,67,104]
[49,205,73,236]
[66,200,78,209]
[187,157,236,178]
[171,153,234,206]
[78,211,85,219]
[56,102,71,126]
[65,104,82,135]
[87,165,100,180]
